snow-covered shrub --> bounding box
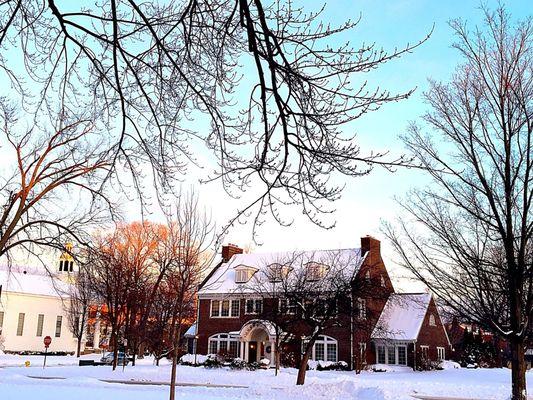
[307,360,318,370]
[259,358,270,369]
[247,361,259,371]
[316,360,349,371]
[179,353,207,366]
[437,360,461,370]
[229,358,247,370]
[204,354,223,369]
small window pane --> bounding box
[246,299,254,314]
[255,299,262,314]
[377,345,386,364]
[230,300,240,317]
[229,341,239,358]
[387,346,395,364]
[398,346,407,365]
[209,340,218,354]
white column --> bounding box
[239,340,245,360]
[269,340,275,365]
[244,342,249,362]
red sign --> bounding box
[44,336,52,348]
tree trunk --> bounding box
[275,346,281,376]
[112,330,118,371]
[76,337,82,358]
[169,325,182,400]
[296,350,311,385]
[510,339,527,400]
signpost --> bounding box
[43,336,51,369]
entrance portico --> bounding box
[237,320,278,364]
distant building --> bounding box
[0,246,85,354]
[192,236,451,370]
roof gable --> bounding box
[372,293,432,341]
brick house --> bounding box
[194,236,451,370]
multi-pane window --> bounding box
[356,298,367,319]
[210,299,239,318]
[359,342,367,364]
[36,314,44,337]
[308,335,337,362]
[381,275,386,287]
[437,347,445,361]
[306,262,326,281]
[279,298,297,315]
[429,314,436,326]
[208,333,240,357]
[55,316,62,337]
[420,345,429,360]
[0,311,4,334]
[398,346,407,365]
[365,270,371,282]
[16,313,25,336]
[377,345,386,364]
[211,300,220,317]
[387,346,396,364]
[245,299,263,315]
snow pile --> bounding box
[370,364,413,373]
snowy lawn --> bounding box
[0,355,530,400]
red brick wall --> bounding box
[415,297,452,365]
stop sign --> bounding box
[44,336,52,348]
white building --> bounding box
[0,248,85,353]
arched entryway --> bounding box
[238,320,277,364]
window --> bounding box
[397,345,407,365]
[437,347,445,361]
[211,299,239,318]
[0,311,4,335]
[356,298,366,319]
[429,314,436,326]
[16,313,25,336]
[208,333,240,357]
[55,316,62,337]
[69,261,74,272]
[387,346,396,364]
[279,298,297,315]
[420,345,429,360]
[245,299,263,315]
[221,300,230,317]
[234,266,256,283]
[211,300,220,317]
[377,345,386,364]
[306,262,327,281]
[359,342,367,364]
[365,270,371,282]
[268,264,290,282]
[308,335,337,362]
[59,260,64,271]
[380,275,386,287]
[36,314,44,337]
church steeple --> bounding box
[58,242,75,273]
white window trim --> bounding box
[356,298,367,320]
[208,333,240,357]
[376,344,408,365]
[279,298,297,315]
[210,299,240,318]
[420,345,429,360]
[305,335,338,362]
[429,314,436,326]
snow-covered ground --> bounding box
[0,354,528,400]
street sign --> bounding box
[44,336,52,348]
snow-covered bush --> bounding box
[204,354,223,369]
[259,358,270,369]
[229,358,247,370]
[316,360,349,371]
[247,361,259,371]
[437,360,461,370]
[179,353,208,366]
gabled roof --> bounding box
[372,293,432,341]
[0,267,70,298]
[198,248,364,296]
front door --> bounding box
[248,341,258,363]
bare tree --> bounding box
[64,263,95,357]
[0,1,429,237]
[385,7,533,400]
[153,190,215,400]
[0,100,112,263]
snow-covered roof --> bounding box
[0,267,71,298]
[372,293,432,341]
[199,248,364,296]
[184,323,197,338]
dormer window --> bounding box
[306,262,327,281]
[268,263,291,282]
[234,265,257,283]
[365,270,371,282]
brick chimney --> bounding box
[361,235,381,260]
[221,243,243,262]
